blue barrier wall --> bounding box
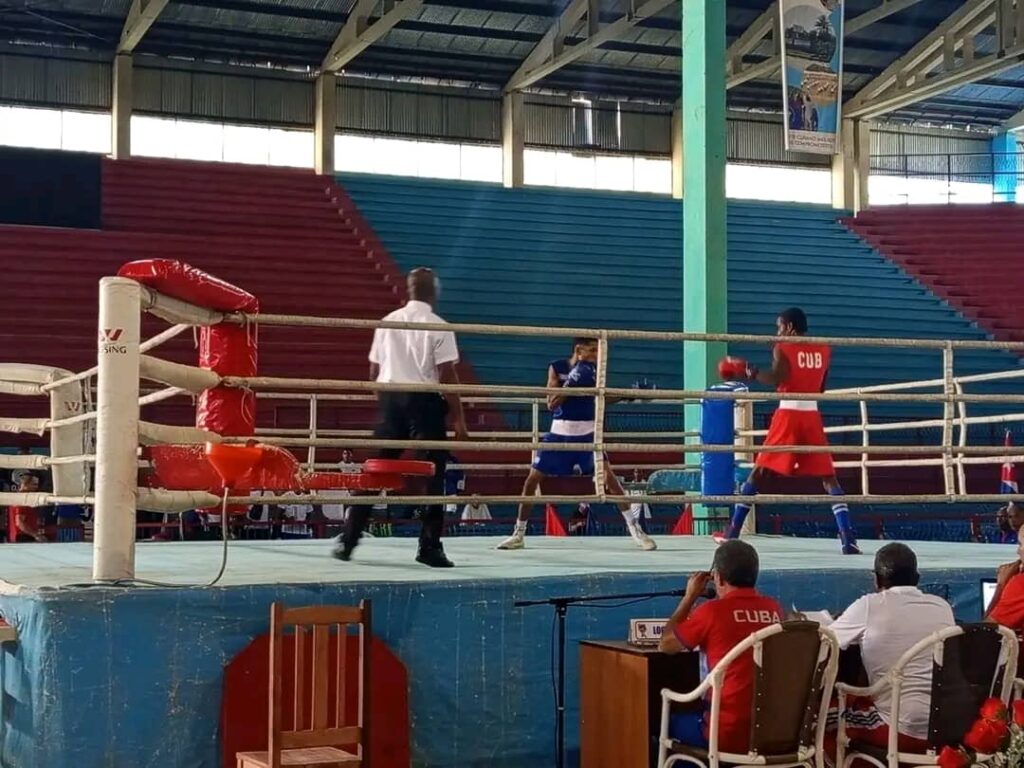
[0,564,999,768]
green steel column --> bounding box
[682,0,728,532]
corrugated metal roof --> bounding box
[0,0,1022,127]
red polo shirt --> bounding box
[6,506,39,543]
[674,588,783,754]
[990,572,1024,630]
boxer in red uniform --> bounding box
[717,308,860,554]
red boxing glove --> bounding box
[717,357,748,381]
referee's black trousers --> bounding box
[343,392,449,552]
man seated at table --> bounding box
[659,540,783,753]
[828,543,954,754]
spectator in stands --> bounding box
[995,503,1024,544]
[827,543,955,753]
[445,454,465,515]
[54,503,86,543]
[986,538,1024,628]
[658,540,783,753]
[274,491,317,539]
[8,446,34,491]
[569,503,591,535]
[320,451,360,530]
[339,448,357,470]
[460,495,491,524]
[7,473,47,543]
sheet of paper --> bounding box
[795,609,834,626]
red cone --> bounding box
[671,505,694,535]
[545,504,568,536]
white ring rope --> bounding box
[229,492,1024,507]
[236,436,1024,456]
[219,375,1024,405]
[230,313,1024,352]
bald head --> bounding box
[407,267,439,305]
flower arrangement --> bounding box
[937,699,1024,768]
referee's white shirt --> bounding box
[369,300,459,383]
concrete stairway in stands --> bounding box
[845,204,1024,344]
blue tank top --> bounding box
[550,359,595,431]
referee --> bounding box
[333,267,469,567]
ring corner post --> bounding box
[682,0,729,534]
[93,276,143,583]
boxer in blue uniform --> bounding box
[497,337,657,551]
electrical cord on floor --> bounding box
[62,489,233,589]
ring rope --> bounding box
[229,313,1024,353]
[229,492,1024,507]
[219,375,1024,404]
[239,436,1024,456]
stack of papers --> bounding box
[795,609,834,627]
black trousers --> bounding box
[344,392,449,551]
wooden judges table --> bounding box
[580,640,700,768]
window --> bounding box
[335,133,502,182]
[267,128,313,168]
[726,164,831,205]
[223,124,272,165]
[524,148,673,194]
[459,144,502,183]
[869,174,994,206]
[61,111,111,153]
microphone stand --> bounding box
[514,588,686,768]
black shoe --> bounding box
[416,547,454,568]
[331,540,355,561]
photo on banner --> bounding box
[780,0,844,155]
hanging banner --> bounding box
[780,0,844,155]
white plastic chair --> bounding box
[837,624,1018,768]
[657,621,840,768]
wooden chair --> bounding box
[837,623,1018,768]
[236,601,371,768]
[658,621,840,768]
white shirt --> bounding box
[369,300,459,384]
[279,492,314,536]
[829,587,955,740]
[461,503,492,522]
[321,461,361,520]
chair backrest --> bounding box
[927,623,1017,746]
[748,620,839,756]
[267,600,371,768]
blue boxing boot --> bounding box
[713,480,757,543]
[829,486,861,555]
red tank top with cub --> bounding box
[775,342,830,393]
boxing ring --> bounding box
[2,261,1024,768]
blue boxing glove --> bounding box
[566,360,597,388]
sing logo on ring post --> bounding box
[99,328,127,355]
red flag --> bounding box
[545,504,567,536]
[670,505,694,535]
[1002,431,1018,494]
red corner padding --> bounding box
[363,459,435,477]
[198,324,258,437]
[145,445,434,510]
[119,259,259,436]
[118,259,259,312]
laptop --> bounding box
[981,578,998,615]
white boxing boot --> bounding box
[497,520,528,550]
